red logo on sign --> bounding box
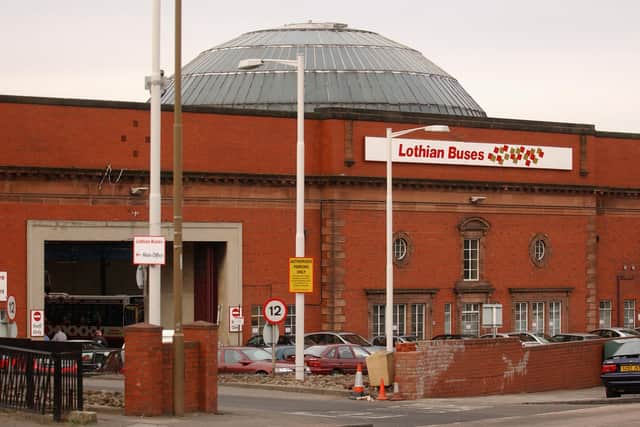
[231,307,241,317]
[33,312,42,322]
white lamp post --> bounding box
[239,55,306,381]
[385,125,450,352]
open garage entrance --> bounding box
[28,220,242,345]
[44,241,147,346]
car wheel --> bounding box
[255,370,268,375]
[606,388,621,398]
[331,369,342,376]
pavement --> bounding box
[3,376,640,427]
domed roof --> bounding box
[161,22,486,117]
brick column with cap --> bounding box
[183,321,218,412]
[123,323,163,416]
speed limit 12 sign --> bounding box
[263,297,287,324]
[6,295,16,322]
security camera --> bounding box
[130,186,149,196]
[469,196,486,204]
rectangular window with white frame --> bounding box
[373,303,406,337]
[549,301,561,336]
[463,239,479,281]
[531,302,545,333]
[514,302,527,332]
[461,303,480,336]
[284,304,296,335]
[411,304,425,339]
[394,304,407,336]
[624,300,635,329]
[372,304,384,337]
[599,300,612,328]
[250,304,265,335]
[444,303,452,335]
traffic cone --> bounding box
[352,363,365,394]
[377,377,388,400]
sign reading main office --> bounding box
[365,137,572,170]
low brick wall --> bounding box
[393,337,605,400]
[124,321,218,416]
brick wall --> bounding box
[124,322,218,416]
[393,338,605,399]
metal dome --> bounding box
[161,22,486,117]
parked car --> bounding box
[590,328,640,338]
[601,338,640,397]
[218,346,296,375]
[432,334,476,340]
[479,332,551,346]
[304,331,382,353]
[549,333,601,342]
[246,334,295,347]
[303,344,371,375]
[371,335,417,347]
[68,339,115,372]
[264,345,296,361]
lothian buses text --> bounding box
[398,143,485,161]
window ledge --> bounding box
[454,280,494,294]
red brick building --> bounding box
[1,23,639,345]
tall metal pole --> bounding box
[172,0,184,416]
[148,0,162,327]
[385,128,394,353]
[294,54,305,382]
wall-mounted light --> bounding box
[130,186,149,196]
[469,196,486,204]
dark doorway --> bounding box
[194,243,219,324]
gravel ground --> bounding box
[84,373,365,409]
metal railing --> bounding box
[0,339,83,421]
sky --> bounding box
[3,0,639,133]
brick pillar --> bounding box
[321,201,346,331]
[124,323,163,416]
[183,321,218,413]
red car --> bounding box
[218,346,296,375]
[303,344,370,375]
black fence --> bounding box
[0,338,83,421]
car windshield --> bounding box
[304,346,326,357]
[620,329,640,336]
[532,333,552,343]
[341,334,371,346]
[241,348,272,361]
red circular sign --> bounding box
[33,311,42,322]
[230,307,241,317]
[262,298,287,324]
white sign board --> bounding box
[133,236,166,265]
[365,137,572,170]
[229,306,243,332]
[482,304,503,327]
[31,309,44,337]
[0,271,6,301]
[263,323,280,345]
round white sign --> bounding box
[7,295,16,321]
[262,298,287,324]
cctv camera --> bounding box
[130,186,149,196]
[469,196,486,204]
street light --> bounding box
[239,55,306,381]
[385,125,450,352]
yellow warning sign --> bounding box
[289,257,313,293]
